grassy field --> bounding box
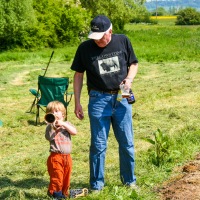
[0,19,200,199]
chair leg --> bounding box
[36,105,40,125]
[26,97,36,113]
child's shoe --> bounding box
[47,190,66,200]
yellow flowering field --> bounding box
[151,16,177,20]
[151,15,177,25]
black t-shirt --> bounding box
[71,34,138,91]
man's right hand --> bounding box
[75,104,84,120]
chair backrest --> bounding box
[37,75,69,107]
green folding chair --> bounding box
[29,75,73,125]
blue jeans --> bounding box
[88,90,136,190]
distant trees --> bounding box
[0,0,90,50]
[151,7,169,16]
[176,8,200,25]
[145,0,200,13]
[0,0,36,50]
[32,0,90,48]
[0,0,150,50]
[130,6,153,24]
[80,0,147,31]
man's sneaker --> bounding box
[90,189,101,194]
[130,183,138,189]
[128,183,140,192]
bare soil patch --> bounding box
[12,71,30,85]
[159,153,200,200]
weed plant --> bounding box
[142,129,172,167]
[0,20,200,199]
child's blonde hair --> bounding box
[46,101,66,119]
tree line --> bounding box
[1,0,199,51]
[0,0,148,51]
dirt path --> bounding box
[12,71,30,85]
[159,153,200,200]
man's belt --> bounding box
[90,89,119,94]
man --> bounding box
[71,15,138,192]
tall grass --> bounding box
[125,24,200,62]
[0,19,200,199]
[0,24,199,64]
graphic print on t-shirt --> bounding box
[98,56,120,75]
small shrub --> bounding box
[176,7,200,25]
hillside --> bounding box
[145,0,200,12]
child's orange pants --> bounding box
[47,152,72,197]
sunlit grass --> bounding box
[0,22,200,199]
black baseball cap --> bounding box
[88,15,111,40]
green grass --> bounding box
[125,24,200,62]
[0,19,200,199]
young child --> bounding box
[45,101,77,199]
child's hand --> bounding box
[55,120,64,128]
